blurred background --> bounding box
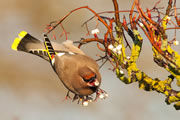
[0,0,179,120]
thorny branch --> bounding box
[45,0,180,110]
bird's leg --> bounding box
[65,91,72,100]
[77,95,84,104]
[86,95,93,102]
[72,94,79,102]
[67,90,107,106]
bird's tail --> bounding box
[11,31,49,61]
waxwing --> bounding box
[12,31,107,106]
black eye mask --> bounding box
[83,74,97,83]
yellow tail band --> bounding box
[11,31,28,51]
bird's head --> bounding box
[76,66,101,95]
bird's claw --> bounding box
[64,88,108,106]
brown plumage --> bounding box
[12,31,107,106]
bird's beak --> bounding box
[87,79,99,87]
[94,80,100,86]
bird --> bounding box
[11,31,107,106]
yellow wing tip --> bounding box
[11,31,28,51]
